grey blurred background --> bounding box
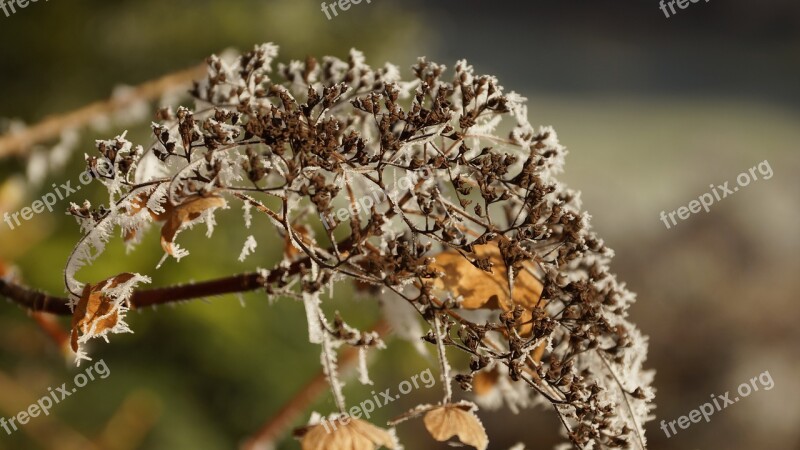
[1,0,798,449]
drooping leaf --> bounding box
[297,417,397,450]
[69,273,149,362]
[423,404,488,450]
[160,195,226,257]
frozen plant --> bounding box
[1,43,655,449]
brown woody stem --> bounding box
[0,217,364,315]
[0,260,309,316]
[0,278,72,315]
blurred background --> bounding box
[1,0,798,449]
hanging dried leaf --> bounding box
[297,417,397,450]
[127,191,173,222]
[70,272,149,362]
[160,195,226,256]
[423,404,488,450]
[123,190,174,242]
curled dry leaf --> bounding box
[423,404,489,450]
[70,273,144,358]
[123,191,174,242]
[431,241,543,310]
[128,191,173,222]
[160,194,226,256]
[297,417,397,450]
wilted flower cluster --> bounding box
[59,43,653,449]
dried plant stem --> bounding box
[596,350,646,450]
[0,64,205,159]
[432,314,453,404]
[241,320,391,450]
[0,175,416,315]
[2,271,271,315]
[320,324,348,414]
[1,244,344,314]
[0,278,73,315]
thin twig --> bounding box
[596,350,646,450]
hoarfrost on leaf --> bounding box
[238,235,258,262]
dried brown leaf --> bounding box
[431,242,543,311]
[128,191,174,222]
[423,404,488,450]
[160,195,226,255]
[431,241,545,337]
[298,418,397,450]
[70,273,137,353]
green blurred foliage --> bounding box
[0,0,424,119]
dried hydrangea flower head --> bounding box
[64,43,654,449]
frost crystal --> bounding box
[238,235,258,262]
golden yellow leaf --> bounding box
[298,418,397,450]
[423,404,488,450]
[160,195,226,256]
[430,241,545,337]
[430,242,543,310]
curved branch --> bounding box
[1,215,367,315]
[0,278,72,315]
[0,260,308,316]
[0,64,205,159]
